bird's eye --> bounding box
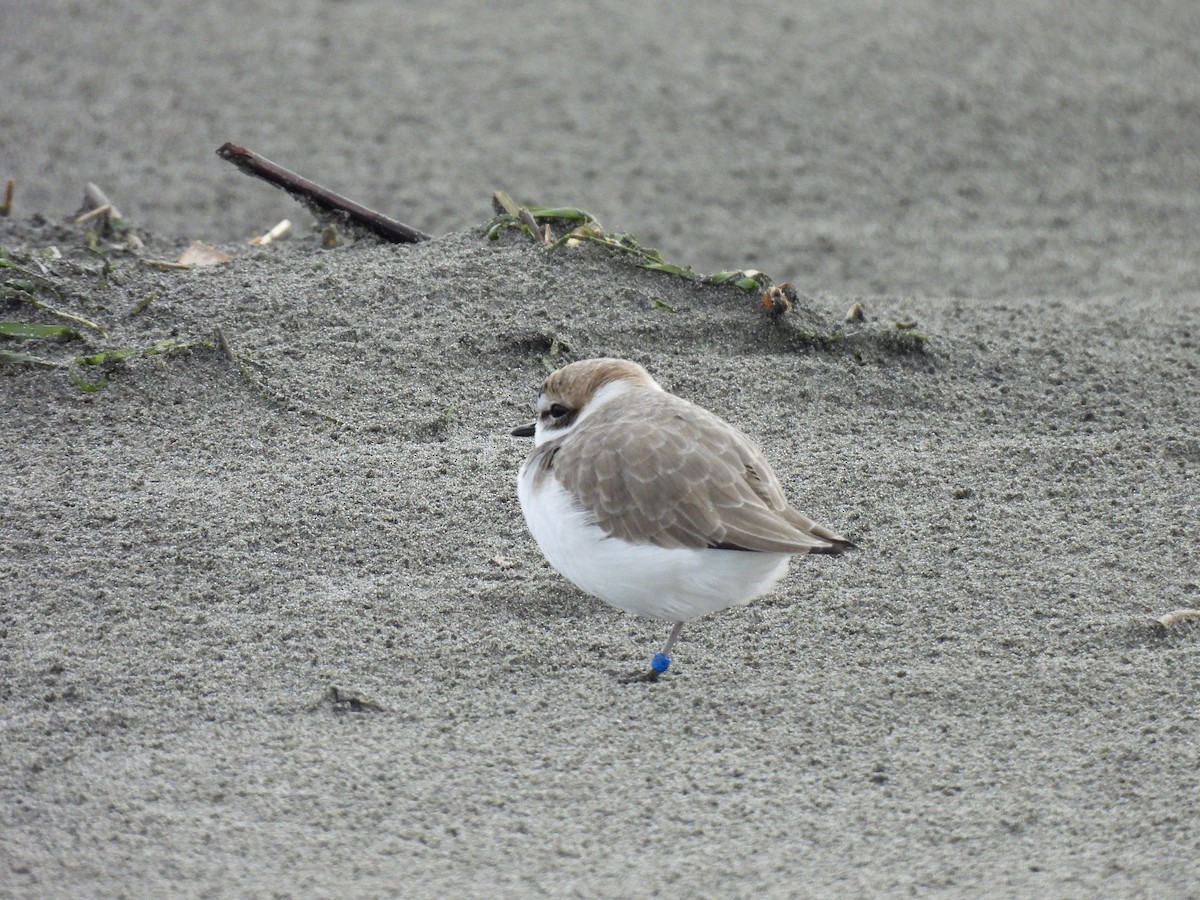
[543,402,571,420]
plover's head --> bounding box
[512,358,661,446]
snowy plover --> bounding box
[513,358,852,681]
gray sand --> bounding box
[3,1,1199,897]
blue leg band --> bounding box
[651,653,671,674]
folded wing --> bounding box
[553,392,851,554]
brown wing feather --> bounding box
[551,390,849,554]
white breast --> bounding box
[517,462,791,623]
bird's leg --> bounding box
[620,622,685,683]
[658,621,684,662]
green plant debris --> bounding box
[706,270,770,291]
[0,255,60,296]
[74,338,197,367]
[20,297,103,334]
[68,368,108,392]
[0,349,61,367]
[653,299,677,312]
[68,338,212,392]
[483,197,770,293]
[886,324,930,348]
[0,321,82,341]
[1,243,218,388]
[485,191,598,242]
[1,247,107,334]
[555,224,771,292]
[0,276,38,297]
[479,198,934,360]
[132,290,159,315]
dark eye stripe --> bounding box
[540,403,578,429]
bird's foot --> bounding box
[618,652,670,684]
[618,668,661,684]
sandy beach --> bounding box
[3,1,1198,896]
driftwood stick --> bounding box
[216,143,431,244]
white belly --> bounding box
[517,466,791,622]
